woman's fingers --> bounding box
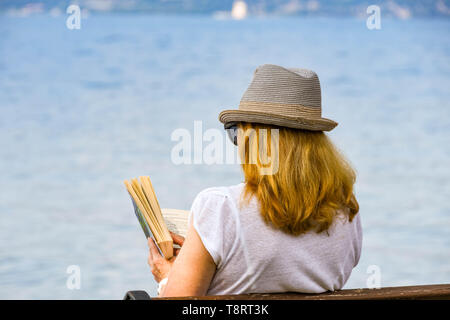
[148,238,162,260]
[147,237,176,283]
[170,231,185,246]
[147,239,154,268]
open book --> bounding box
[124,176,189,259]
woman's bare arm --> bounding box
[159,221,216,297]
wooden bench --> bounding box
[124,283,450,300]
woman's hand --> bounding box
[147,232,185,283]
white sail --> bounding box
[231,1,248,20]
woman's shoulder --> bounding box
[193,183,245,204]
[188,184,245,267]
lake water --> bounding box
[0,14,449,299]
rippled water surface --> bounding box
[0,15,449,299]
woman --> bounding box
[148,64,362,297]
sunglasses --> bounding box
[225,123,238,146]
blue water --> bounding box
[0,14,449,299]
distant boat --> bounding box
[231,1,248,20]
[212,1,248,20]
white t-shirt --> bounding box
[188,183,362,295]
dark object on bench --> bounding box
[124,283,450,300]
[123,290,151,300]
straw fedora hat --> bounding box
[219,64,337,131]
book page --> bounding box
[161,208,189,238]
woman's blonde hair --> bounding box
[238,122,359,235]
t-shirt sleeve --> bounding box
[353,213,363,267]
[188,188,238,268]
